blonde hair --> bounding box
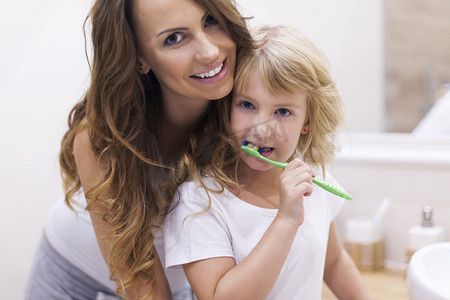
[59,0,252,297]
[234,25,344,171]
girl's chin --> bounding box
[242,158,274,172]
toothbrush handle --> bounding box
[240,145,352,200]
[262,155,352,199]
[312,177,352,200]
[255,154,289,168]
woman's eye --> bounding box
[204,14,219,27]
[165,33,184,46]
[276,108,291,116]
[240,101,255,110]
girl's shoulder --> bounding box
[178,175,223,198]
[320,170,347,220]
[175,176,227,209]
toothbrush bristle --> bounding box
[243,141,262,154]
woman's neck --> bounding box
[159,96,210,160]
[162,95,210,130]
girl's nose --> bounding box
[195,33,220,63]
[251,117,278,144]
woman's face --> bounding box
[133,0,237,103]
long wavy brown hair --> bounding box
[59,0,253,297]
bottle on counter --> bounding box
[344,198,391,271]
[344,217,384,271]
[406,205,445,263]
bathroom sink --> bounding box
[407,242,450,300]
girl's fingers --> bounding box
[280,159,314,200]
[281,160,313,185]
[291,181,313,196]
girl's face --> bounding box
[133,0,236,103]
[231,69,309,171]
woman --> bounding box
[25,0,253,299]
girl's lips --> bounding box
[260,148,274,158]
[190,59,228,85]
[244,141,274,158]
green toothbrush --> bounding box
[241,143,352,200]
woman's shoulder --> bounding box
[73,125,90,154]
[72,121,106,192]
[73,124,95,166]
[72,117,91,151]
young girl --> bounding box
[164,25,374,299]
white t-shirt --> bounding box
[44,191,187,293]
[164,174,345,299]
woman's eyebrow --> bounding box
[156,27,188,37]
[156,12,209,38]
[200,11,209,23]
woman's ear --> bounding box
[137,60,151,74]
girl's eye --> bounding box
[165,32,185,46]
[276,108,291,116]
[240,101,255,110]
[204,14,219,27]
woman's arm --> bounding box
[73,129,172,300]
[183,158,313,300]
[323,222,374,300]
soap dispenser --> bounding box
[406,205,445,262]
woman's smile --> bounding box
[190,58,229,84]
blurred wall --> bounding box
[0,1,92,298]
[385,0,450,132]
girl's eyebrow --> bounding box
[156,12,209,38]
[236,93,301,109]
[274,103,302,109]
[235,92,257,102]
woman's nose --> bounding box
[195,34,220,63]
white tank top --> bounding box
[44,191,187,293]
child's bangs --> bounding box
[235,54,303,96]
[259,58,301,95]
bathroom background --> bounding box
[1,0,449,299]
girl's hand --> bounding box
[278,158,314,228]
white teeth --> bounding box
[194,62,223,78]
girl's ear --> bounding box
[301,122,310,134]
